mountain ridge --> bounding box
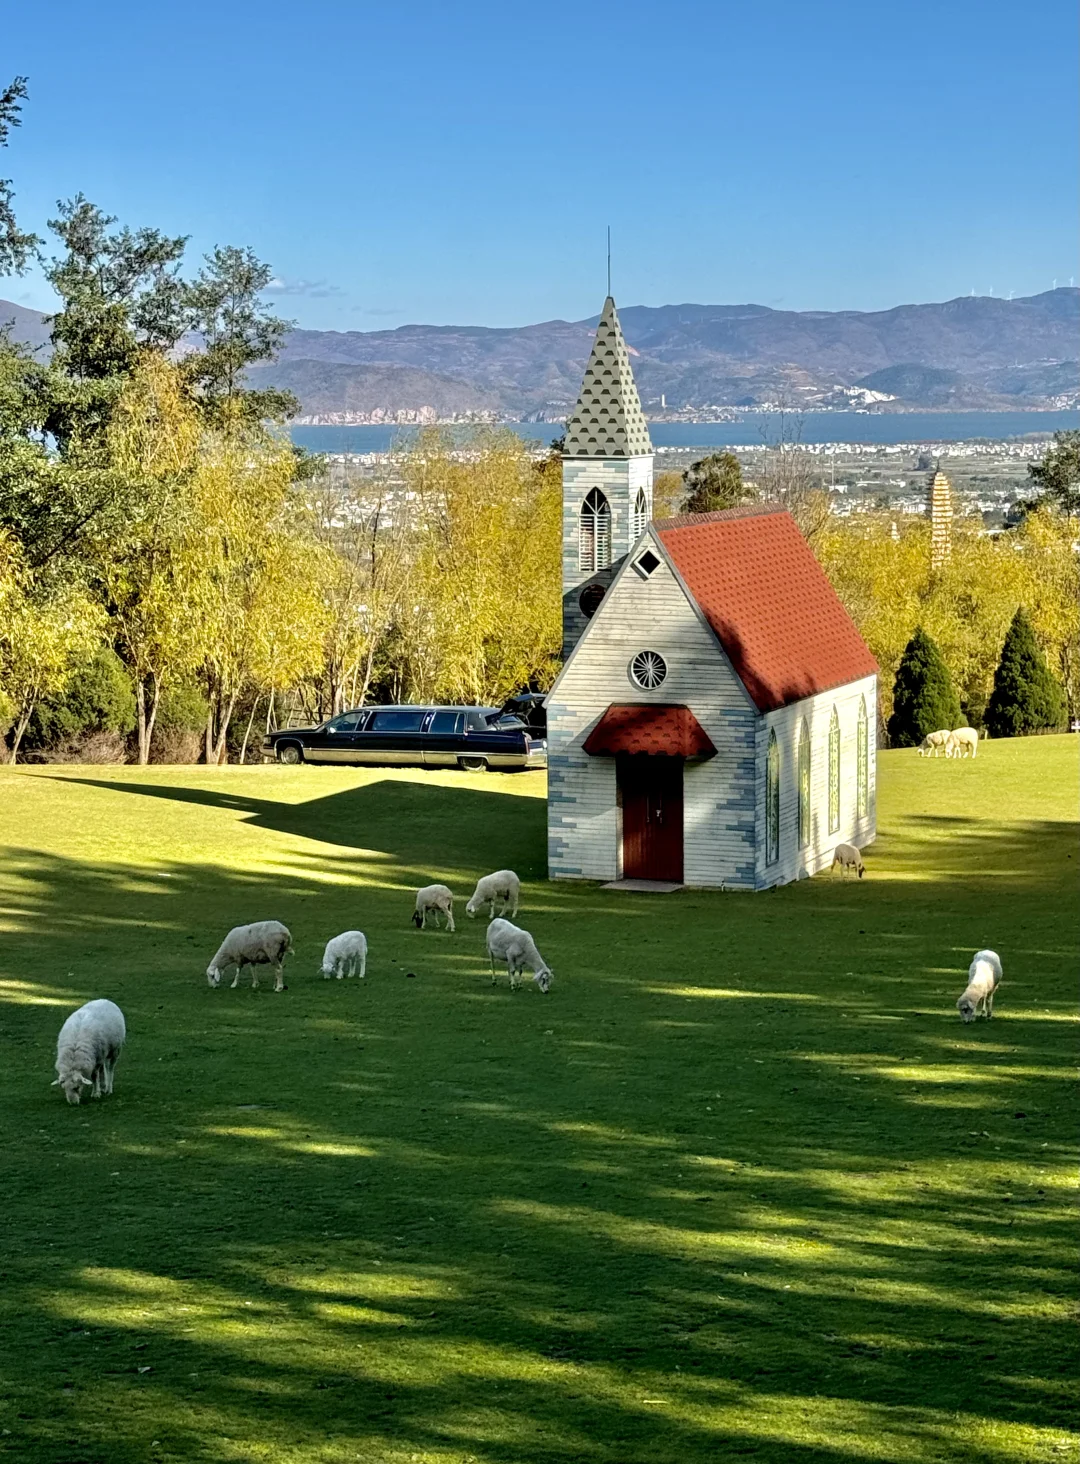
[3,289,1077,419]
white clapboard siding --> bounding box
[755,674,878,888]
[548,535,758,887]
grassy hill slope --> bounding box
[0,737,1076,1463]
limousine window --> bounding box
[327,712,366,733]
[428,711,463,734]
[369,709,427,732]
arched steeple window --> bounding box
[797,719,811,849]
[828,707,841,834]
[579,489,612,572]
[632,488,648,542]
[857,696,869,818]
[766,730,780,866]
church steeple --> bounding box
[560,297,654,656]
[565,297,653,458]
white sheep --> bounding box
[831,842,866,878]
[413,884,455,932]
[206,920,293,991]
[53,999,126,1105]
[918,729,951,757]
[321,930,368,979]
[957,949,1002,1022]
[485,918,553,993]
[946,727,979,759]
[465,869,521,920]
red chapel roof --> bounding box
[654,505,877,713]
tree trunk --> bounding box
[239,695,261,765]
[136,680,151,765]
[145,677,162,761]
[8,702,33,764]
[213,688,240,764]
[204,705,215,765]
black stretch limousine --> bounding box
[263,705,547,772]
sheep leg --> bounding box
[489,952,497,985]
[358,952,366,979]
[986,988,995,1019]
[446,906,455,933]
[230,964,241,988]
[273,961,284,992]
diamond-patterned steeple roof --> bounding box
[565,296,653,458]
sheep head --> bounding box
[53,1072,92,1104]
[206,964,222,987]
[411,911,423,928]
[534,968,553,994]
[957,994,977,1023]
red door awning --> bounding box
[582,704,716,758]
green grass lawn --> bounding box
[0,738,1077,1464]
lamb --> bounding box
[485,918,553,993]
[831,842,865,878]
[946,727,979,759]
[321,930,368,980]
[957,949,1002,1022]
[465,869,521,920]
[918,729,951,757]
[53,999,126,1105]
[206,920,293,991]
[412,884,455,932]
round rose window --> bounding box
[629,650,667,690]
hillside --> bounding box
[4,288,1077,420]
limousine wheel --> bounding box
[277,743,303,766]
[458,755,488,773]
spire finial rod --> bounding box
[607,225,611,298]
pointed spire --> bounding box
[565,297,653,457]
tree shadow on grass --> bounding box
[47,773,550,879]
[0,795,1077,1461]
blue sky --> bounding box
[2,0,1077,329]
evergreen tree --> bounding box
[682,452,756,514]
[985,607,1066,738]
[886,626,962,747]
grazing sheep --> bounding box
[206,920,293,991]
[946,727,979,759]
[321,930,368,980]
[465,869,521,921]
[412,884,455,932]
[485,918,553,993]
[957,949,1002,1023]
[831,842,865,878]
[53,999,126,1105]
[918,729,952,757]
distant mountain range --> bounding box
[3,289,1077,420]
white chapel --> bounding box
[545,297,879,890]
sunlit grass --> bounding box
[0,738,1077,1462]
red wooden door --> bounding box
[619,756,684,882]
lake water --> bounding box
[289,410,1080,456]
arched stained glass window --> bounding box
[766,729,780,866]
[857,696,869,818]
[828,706,841,834]
[798,718,811,849]
[579,489,612,572]
[632,487,648,542]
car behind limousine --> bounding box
[263,705,546,772]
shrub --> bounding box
[886,626,962,747]
[21,648,136,757]
[985,607,1067,738]
[151,681,209,764]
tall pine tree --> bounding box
[887,626,962,747]
[985,607,1066,738]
